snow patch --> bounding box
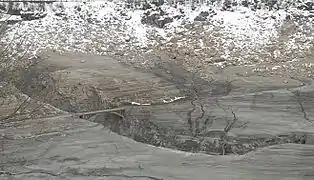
[1,0,314,71]
[162,96,185,104]
[126,10,148,46]
[131,102,151,106]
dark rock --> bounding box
[285,14,292,21]
[115,51,124,56]
[174,15,183,19]
[159,17,173,28]
[4,19,21,25]
[126,4,132,9]
[87,18,93,23]
[200,11,210,17]
[151,0,165,7]
[55,12,66,17]
[179,8,184,14]
[0,4,6,11]
[257,4,262,10]
[265,0,277,10]
[21,12,47,21]
[74,6,81,12]
[125,16,132,20]
[241,0,249,7]
[297,2,314,11]
[7,8,21,15]
[222,0,232,11]
[142,2,152,10]
[194,11,213,22]
[158,7,166,16]
[232,1,238,6]
[120,11,127,16]
[141,11,173,28]
[212,57,226,63]
[184,24,193,30]
[194,16,207,22]
[305,2,314,10]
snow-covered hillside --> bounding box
[1,0,314,77]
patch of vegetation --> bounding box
[102,110,308,155]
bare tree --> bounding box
[214,100,249,155]
[185,73,212,136]
[289,89,312,123]
[184,73,248,155]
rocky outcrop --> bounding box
[194,10,216,21]
[0,2,47,21]
[141,7,174,28]
[21,11,47,21]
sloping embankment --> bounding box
[1,115,314,180]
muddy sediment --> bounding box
[14,53,314,155]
